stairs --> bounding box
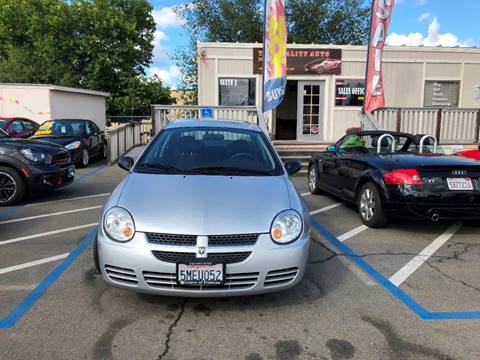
[273,141,329,173]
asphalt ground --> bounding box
[0,161,479,360]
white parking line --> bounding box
[338,225,369,242]
[0,253,69,275]
[0,206,102,225]
[310,203,342,215]
[0,223,98,246]
[389,221,463,287]
[26,193,111,207]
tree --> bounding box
[0,0,168,115]
[175,0,370,103]
[287,0,370,45]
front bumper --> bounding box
[27,165,75,194]
[97,226,310,297]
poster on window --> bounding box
[424,81,459,107]
[336,80,365,107]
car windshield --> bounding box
[338,134,413,154]
[34,120,86,136]
[136,127,283,176]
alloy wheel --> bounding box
[360,188,375,221]
[0,171,16,203]
[308,166,317,191]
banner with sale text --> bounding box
[364,0,395,113]
[262,0,288,113]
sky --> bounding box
[148,0,480,88]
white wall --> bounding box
[0,86,51,125]
[50,91,107,130]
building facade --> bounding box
[197,42,480,143]
[0,84,109,130]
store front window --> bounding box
[335,79,365,107]
[424,81,460,107]
[218,78,256,106]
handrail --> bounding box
[419,134,438,153]
[377,134,395,154]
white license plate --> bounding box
[447,178,474,191]
[177,263,224,286]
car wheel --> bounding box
[101,143,107,159]
[308,164,323,195]
[0,166,26,206]
[93,236,100,274]
[317,66,325,74]
[358,182,389,228]
[80,147,90,168]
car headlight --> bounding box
[270,210,303,244]
[103,207,135,242]
[20,148,47,163]
[65,141,81,150]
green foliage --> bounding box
[0,0,170,115]
[175,0,370,103]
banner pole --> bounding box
[363,0,376,115]
[261,0,268,115]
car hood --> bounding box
[0,138,67,153]
[117,173,291,235]
[30,136,82,146]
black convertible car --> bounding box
[308,131,480,227]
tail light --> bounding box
[383,169,422,185]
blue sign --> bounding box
[200,108,213,119]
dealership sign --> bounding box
[364,0,395,113]
[262,0,288,113]
[254,48,342,75]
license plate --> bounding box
[177,263,224,286]
[447,178,474,191]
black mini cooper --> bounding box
[0,128,75,206]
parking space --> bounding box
[0,169,479,359]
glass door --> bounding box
[297,81,325,141]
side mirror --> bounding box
[118,156,134,171]
[326,145,337,153]
[285,160,302,176]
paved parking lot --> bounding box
[0,163,479,359]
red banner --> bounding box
[364,0,395,113]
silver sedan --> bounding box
[94,120,310,297]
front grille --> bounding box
[51,152,71,167]
[143,271,259,290]
[152,251,251,264]
[147,233,196,245]
[264,267,299,287]
[146,233,260,246]
[105,265,138,285]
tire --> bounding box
[358,182,389,228]
[308,163,323,195]
[0,166,26,206]
[100,143,107,160]
[93,236,100,274]
[317,66,325,74]
[80,147,90,168]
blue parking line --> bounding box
[0,229,97,329]
[0,206,21,218]
[311,219,480,321]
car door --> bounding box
[8,120,25,138]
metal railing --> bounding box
[105,120,152,165]
[373,108,480,144]
[151,105,259,135]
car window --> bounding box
[337,135,367,154]
[9,120,24,132]
[22,120,37,131]
[86,121,98,135]
[136,127,283,176]
[90,121,100,133]
[0,120,7,128]
[35,120,86,136]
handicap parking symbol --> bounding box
[200,108,213,119]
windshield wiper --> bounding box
[190,166,273,176]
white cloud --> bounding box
[387,17,470,47]
[150,65,181,88]
[417,12,430,22]
[152,6,185,29]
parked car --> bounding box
[457,149,480,161]
[308,130,480,227]
[0,128,75,206]
[95,120,309,297]
[32,119,106,167]
[304,58,342,74]
[0,117,39,138]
